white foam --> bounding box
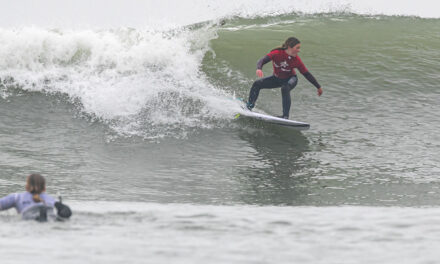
[0,26,240,138]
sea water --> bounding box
[1,0,439,263]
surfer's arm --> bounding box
[303,71,323,96]
[302,71,321,89]
[256,55,271,70]
[0,193,18,211]
[296,57,321,89]
[256,55,271,78]
[55,201,72,218]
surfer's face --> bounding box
[286,44,301,56]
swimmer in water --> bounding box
[0,174,72,222]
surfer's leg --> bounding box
[280,75,298,118]
[247,76,280,110]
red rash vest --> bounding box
[266,49,308,79]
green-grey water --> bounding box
[1,11,440,264]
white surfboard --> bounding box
[237,109,310,130]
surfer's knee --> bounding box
[281,76,297,94]
[287,76,298,89]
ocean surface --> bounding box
[1,0,439,263]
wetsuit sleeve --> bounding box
[303,71,321,89]
[0,193,17,211]
[295,56,309,74]
[256,55,271,70]
[55,201,72,218]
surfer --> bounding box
[246,37,323,119]
[0,174,72,222]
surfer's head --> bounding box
[26,174,46,202]
[283,37,301,56]
[272,37,301,56]
[282,37,300,49]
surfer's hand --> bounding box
[256,69,263,78]
[317,87,323,96]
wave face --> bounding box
[1,2,439,139]
[1,5,440,262]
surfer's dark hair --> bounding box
[26,174,46,202]
[272,37,301,51]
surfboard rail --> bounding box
[231,97,310,130]
[237,109,310,130]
